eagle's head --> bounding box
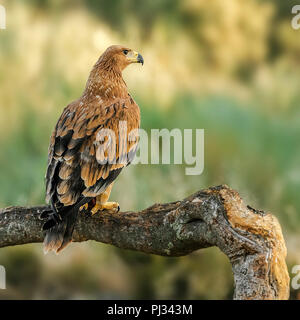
[98,45,144,72]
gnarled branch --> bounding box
[0,185,290,300]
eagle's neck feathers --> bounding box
[84,58,128,100]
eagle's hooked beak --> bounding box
[128,51,144,65]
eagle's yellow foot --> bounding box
[79,203,89,211]
[91,201,120,215]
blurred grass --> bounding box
[0,0,299,299]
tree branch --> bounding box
[0,185,290,300]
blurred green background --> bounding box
[0,0,299,299]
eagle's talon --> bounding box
[91,203,102,215]
[79,203,89,212]
[102,201,120,213]
[90,201,120,215]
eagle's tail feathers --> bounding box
[43,222,66,254]
[42,197,91,254]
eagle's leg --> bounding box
[90,183,120,215]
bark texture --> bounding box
[0,185,290,300]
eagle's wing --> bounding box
[45,97,140,209]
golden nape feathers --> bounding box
[42,45,143,253]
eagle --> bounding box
[40,45,143,253]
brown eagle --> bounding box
[40,45,143,253]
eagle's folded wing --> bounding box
[46,98,140,207]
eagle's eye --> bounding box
[123,50,129,55]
